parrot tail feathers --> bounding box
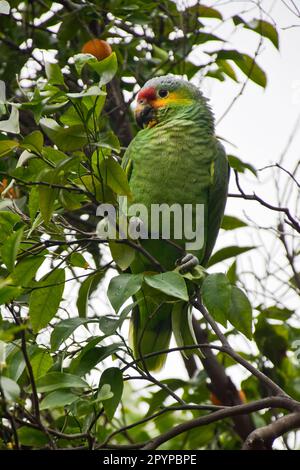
[129,302,172,371]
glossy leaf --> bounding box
[0,139,19,158]
[30,350,53,380]
[201,273,231,327]
[1,227,24,272]
[35,372,88,392]
[221,215,247,230]
[100,157,131,195]
[99,367,123,420]
[227,286,252,339]
[207,245,256,268]
[107,274,143,312]
[0,376,20,401]
[17,427,49,447]
[50,317,92,351]
[145,272,188,301]
[29,269,65,333]
[40,390,79,410]
[90,52,118,86]
[22,131,44,154]
[45,62,65,85]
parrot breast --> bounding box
[128,117,217,263]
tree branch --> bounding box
[229,171,300,234]
[143,397,300,450]
[242,412,300,450]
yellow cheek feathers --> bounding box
[151,91,193,109]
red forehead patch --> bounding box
[137,86,156,102]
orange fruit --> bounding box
[81,39,112,61]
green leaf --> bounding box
[28,187,39,222]
[40,118,87,151]
[0,211,21,241]
[35,372,88,392]
[107,274,143,312]
[201,273,231,327]
[69,252,89,269]
[17,427,49,447]
[207,245,256,268]
[90,52,118,86]
[96,131,120,152]
[67,85,105,99]
[145,272,188,301]
[59,189,84,211]
[0,106,20,133]
[109,240,135,270]
[45,62,65,85]
[146,378,185,416]
[76,272,104,318]
[227,260,237,284]
[100,157,131,195]
[22,131,44,154]
[228,155,257,175]
[70,343,121,376]
[227,286,252,339]
[50,317,91,351]
[152,45,169,61]
[42,146,68,164]
[99,367,123,420]
[30,350,53,380]
[99,302,137,335]
[233,16,279,49]
[254,317,287,365]
[97,383,114,402]
[250,19,279,49]
[1,227,24,272]
[73,53,98,75]
[0,376,20,401]
[238,53,267,87]
[29,269,65,333]
[10,255,45,287]
[40,390,79,410]
[38,170,59,224]
[221,215,247,230]
[217,50,267,87]
[217,59,238,82]
[0,139,19,157]
[197,4,222,19]
[0,285,22,305]
[259,306,293,321]
[76,275,93,318]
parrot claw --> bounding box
[176,254,199,274]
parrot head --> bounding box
[135,75,209,128]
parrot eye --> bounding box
[158,89,169,98]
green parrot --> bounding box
[122,75,229,370]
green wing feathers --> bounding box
[202,142,230,266]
